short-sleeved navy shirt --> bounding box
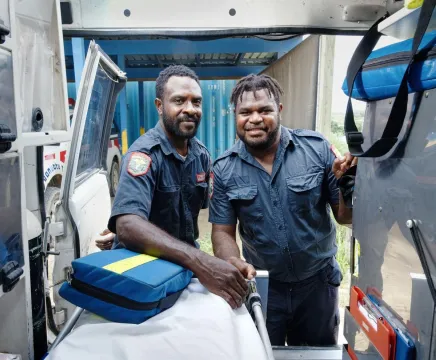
[108,122,211,247]
[209,126,339,283]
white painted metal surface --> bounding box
[69,173,112,257]
[63,0,388,34]
[378,6,436,39]
[51,41,126,327]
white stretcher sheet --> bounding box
[47,279,269,360]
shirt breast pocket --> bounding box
[155,185,181,206]
[226,185,262,221]
[286,171,323,214]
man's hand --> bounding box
[95,229,115,250]
[227,257,256,280]
[332,152,358,180]
[195,253,249,309]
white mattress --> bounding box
[48,279,269,360]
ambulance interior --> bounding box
[1,0,436,359]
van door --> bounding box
[50,41,126,326]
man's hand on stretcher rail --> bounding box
[115,214,251,310]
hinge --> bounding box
[54,309,66,326]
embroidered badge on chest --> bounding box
[209,172,214,199]
[196,172,206,183]
[127,152,151,177]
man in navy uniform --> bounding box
[108,65,249,309]
[209,74,356,346]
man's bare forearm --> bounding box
[338,191,353,224]
[212,224,240,261]
[116,214,207,273]
[332,192,353,225]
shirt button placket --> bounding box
[272,182,295,281]
[271,185,286,246]
[182,164,192,240]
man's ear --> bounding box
[278,103,283,113]
[155,98,163,115]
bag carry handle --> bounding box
[345,0,436,158]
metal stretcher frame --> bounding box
[48,273,272,354]
[48,273,343,360]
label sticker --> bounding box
[196,172,206,183]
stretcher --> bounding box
[46,275,344,360]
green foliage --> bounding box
[335,220,350,276]
[198,232,214,256]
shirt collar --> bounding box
[154,121,201,158]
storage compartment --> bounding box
[0,48,16,152]
[343,307,383,359]
[0,154,23,271]
[15,0,68,133]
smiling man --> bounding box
[209,74,355,346]
[108,65,249,309]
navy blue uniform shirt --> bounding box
[108,122,211,247]
[209,126,340,282]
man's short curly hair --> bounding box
[230,74,284,107]
[155,65,200,100]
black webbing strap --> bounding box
[345,0,436,157]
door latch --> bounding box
[41,219,64,257]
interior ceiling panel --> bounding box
[62,0,393,37]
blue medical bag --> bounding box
[59,249,193,324]
[341,0,436,158]
[342,31,436,101]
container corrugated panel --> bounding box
[67,80,237,161]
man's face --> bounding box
[235,89,282,150]
[157,76,202,139]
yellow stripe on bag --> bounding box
[103,254,157,274]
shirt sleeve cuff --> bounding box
[208,214,237,225]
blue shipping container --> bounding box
[68,80,237,161]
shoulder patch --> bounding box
[292,129,325,140]
[127,152,152,177]
[209,172,214,199]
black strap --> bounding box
[345,0,436,158]
[408,220,436,304]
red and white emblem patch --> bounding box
[196,172,206,183]
[209,172,214,199]
[127,152,151,177]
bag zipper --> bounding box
[71,277,160,311]
[362,49,436,71]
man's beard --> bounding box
[162,110,200,139]
[237,118,281,150]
